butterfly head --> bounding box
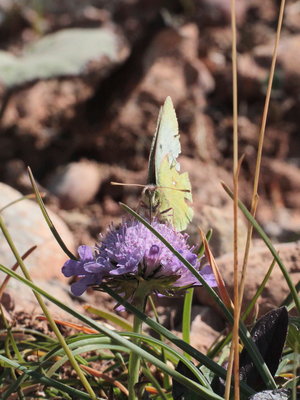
[142,185,160,211]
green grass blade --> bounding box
[182,288,194,359]
[142,365,169,400]
[27,167,76,260]
[207,258,276,359]
[0,355,94,400]
[84,305,133,331]
[222,183,300,314]
[42,333,206,386]
[183,230,212,359]
[281,280,300,309]
[198,229,213,257]
[242,258,276,322]
[1,373,27,400]
[0,194,40,212]
[47,344,128,377]
[0,215,97,399]
[148,295,170,388]
[120,203,277,389]
[0,264,224,400]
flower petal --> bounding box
[200,265,217,287]
[71,274,99,296]
[84,261,102,273]
[78,245,94,261]
[62,259,81,277]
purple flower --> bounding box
[62,220,217,301]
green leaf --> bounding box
[286,324,300,353]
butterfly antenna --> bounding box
[157,186,190,193]
[110,182,146,188]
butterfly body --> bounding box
[143,97,193,231]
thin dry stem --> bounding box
[0,246,37,298]
[239,0,286,308]
[233,164,241,400]
[225,0,240,398]
[224,341,235,399]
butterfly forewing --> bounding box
[145,96,193,231]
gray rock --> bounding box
[0,27,129,88]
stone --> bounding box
[6,279,77,316]
[193,0,248,26]
[0,26,129,151]
[0,182,75,285]
[196,241,300,316]
[100,24,213,170]
[238,53,267,98]
[46,160,106,209]
[194,204,248,257]
[189,314,220,353]
[191,305,225,331]
[253,35,300,94]
[0,27,129,88]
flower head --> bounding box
[62,219,216,304]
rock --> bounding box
[253,35,300,94]
[1,79,95,150]
[189,314,220,353]
[262,159,300,194]
[191,305,225,331]
[0,26,129,152]
[193,0,248,26]
[0,182,75,284]
[196,241,300,315]
[46,160,106,209]
[99,24,214,169]
[285,2,300,32]
[190,113,218,162]
[238,53,267,98]
[194,204,248,257]
[0,27,129,88]
[6,279,76,316]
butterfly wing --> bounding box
[157,157,194,231]
[146,96,193,231]
[147,97,180,185]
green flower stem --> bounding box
[128,313,144,400]
[128,291,146,400]
[182,288,194,359]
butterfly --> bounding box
[142,96,193,231]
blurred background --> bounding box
[0,0,300,252]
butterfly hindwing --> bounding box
[157,157,193,231]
